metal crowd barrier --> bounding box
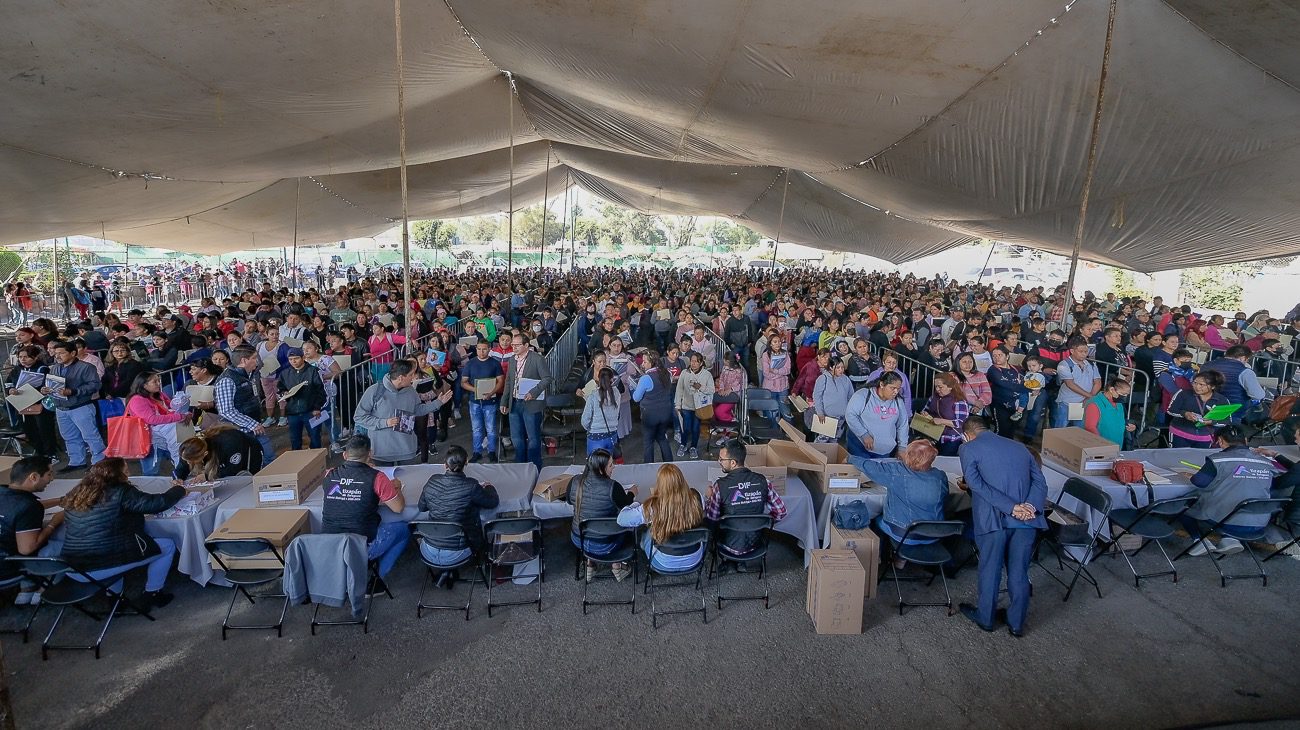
[544,316,582,394]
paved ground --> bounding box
[5,413,1300,729]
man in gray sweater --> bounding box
[844,372,909,460]
[354,359,450,466]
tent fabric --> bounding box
[1,0,1297,271]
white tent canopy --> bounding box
[2,0,1297,270]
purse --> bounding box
[105,415,152,459]
[832,500,872,531]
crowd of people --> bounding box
[4,262,1300,633]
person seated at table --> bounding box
[320,435,408,594]
[0,457,62,605]
[567,448,636,581]
[1083,376,1136,447]
[172,425,264,483]
[847,440,948,568]
[919,373,970,457]
[59,457,189,608]
[1183,426,1282,557]
[417,445,499,587]
[616,463,705,572]
[706,440,787,568]
[1256,424,1300,527]
[1166,371,1230,449]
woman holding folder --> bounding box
[1167,371,1231,448]
[5,345,59,461]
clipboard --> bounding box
[44,374,67,401]
[278,381,307,402]
[1008,353,1025,367]
[458,336,479,349]
[283,337,304,349]
[185,384,215,403]
[475,378,498,399]
[910,414,946,441]
[5,384,43,411]
[1202,403,1242,422]
[810,415,840,438]
[15,371,45,389]
[259,356,280,377]
[580,379,598,398]
[376,313,394,327]
[1067,402,1085,421]
[788,394,809,413]
[333,355,352,371]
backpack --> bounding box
[832,500,872,531]
[1269,394,1297,423]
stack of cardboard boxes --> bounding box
[207,448,329,569]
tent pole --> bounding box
[770,168,790,271]
[975,239,997,287]
[51,238,58,309]
[569,178,578,272]
[393,0,412,313]
[1061,0,1119,324]
[558,179,569,272]
[506,73,515,276]
[539,146,551,270]
[292,177,301,289]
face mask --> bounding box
[532,325,542,333]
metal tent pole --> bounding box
[292,178,300,289]
[539,146,551,270]
[506,73,515,276]
[1061,0,1119,324]
[394,0,412,312]
[769,168,790,270]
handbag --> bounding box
[1110,459,1145,485]
[105,415,152,459]
[98,396,126,425]
[832,500,872,531]
[1269,394,1297,422]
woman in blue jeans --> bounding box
[581,367,622,455]
[58,458,189,608]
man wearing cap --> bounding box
[278,347,327,450]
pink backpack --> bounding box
[714,402,736,423]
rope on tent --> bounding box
[393,0,412,310]
[769,168,789,270]
[1061,0,1119,322]
[507,71,516,276]
[540,145,552,269]
[292,177,301,284]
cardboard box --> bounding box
[0,456,19,485]
[778,419,860,495]
[1040,427,1120,476]
[806,549,866,634]
[828,525,880,599]
[207,508,310,570]
[254,448,328,506]
[533,473,574,502]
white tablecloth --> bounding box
[44,475,251,587]
[1041,448,1202,535]
[533,460,819,566]
[213,463,538,532]
[815,456,967,546]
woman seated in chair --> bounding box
[59,458,190,608]
[616,463,705,573]
[418,445,499,586]
[848,440,949,568]
[567,448,635,582]
[714,353,744,405]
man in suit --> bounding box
[957,416,1047,637]
[500,332,552,470]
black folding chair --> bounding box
[644,527,710,628]
[7,555,155,660]
[483,517,544,616]
[293,533,394,635]
[1039,478,1112,601]
[1264,515,1300,563]
[887,520,966,615]
[0,573,40,643]
[1173,498,1289,587]
[578,518,637,614]
[205,538,289,639]
[709,515,773,610]
[745,387,780,439]
[1105,496,1198,586]
[411,521,487,621]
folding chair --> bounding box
[0,573,40,643]
[704,402,740,455]
[483,517,544,617]
[886,520,966,615]
[1173,498,1289,587]
[7,555,155,660]
[205,538,290,639]
[1264,515,1300,563]
[644,527,710,628]
[412,521,486,621]
[310,557,391,634]
[287,533,393,635]
[708,515,773,610]
[577,518,638,614]
[542,394,583,461]
[1105,496,1198,586]
[744,387,778,440]
[1038,478,1112,601]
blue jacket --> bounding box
[850,457,947,541]
[958,431,1047,535]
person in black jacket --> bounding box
[173,425,263,482]
[277,348,326,449]
[566,448,635,582]
[5,345,59,460]
[59,458,190,608]
[417,445,499,586]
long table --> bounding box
[533,460,820,566]
[213,463,538,531]
[1041,448,1203,535]
[815,456,969,546]
[44,476,252,587]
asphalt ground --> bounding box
[5,415,1300,730]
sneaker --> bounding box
[276,417,288,427]
[611,563,632,582]
[261,417,276,428]
[1214,537,1244,555]
[485,453,498,464]
[1188,538,1215,557]
[57,464,83,474]
[469,452,483,463]
[674,432,682,444]
[585,564,597,583]
[688,447,698,459]
[339,428,352,439]
[676,445,687,458]
[1010,409,1024,422]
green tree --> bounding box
[410,220,456,251]
[457,216,501,244]
[0,251,21,284]
[708,220,760,250]
[502,206,566,250]
[1106,267,1146,300]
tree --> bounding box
[502,205,565,250]
[0,251,20,284]
[409,220,455,251]
[662,215,698,249]
[1106,267,1146,300]
[707,220,760,250]
[457,216,501,244]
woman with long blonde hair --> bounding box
[616,463,705,572]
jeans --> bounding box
[254,432,277,465]
[286,413,322,449]
[470,400,499,456]
[679,409,701,449]
[420,542,471,567]
[1021,390,1051,441]
[368,522,410,578]
[642,414,674,463]
[844,432,891,459]
[770,388,791,424]
[586,433,617,455]
[72,538,177,593]
[56,404,106,467]
[1052,401,1082,429]
[508,406,544,469]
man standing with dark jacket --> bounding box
[957,417,1046,637]
[278,348,327,449]
[43,340,105,473]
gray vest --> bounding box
[1189,447,1279,529]
[639,371,674,418]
